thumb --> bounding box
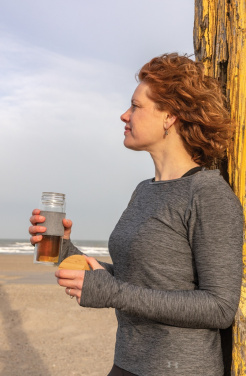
[62,218,73,239]
[85,256,105,271]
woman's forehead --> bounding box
[132,82,150,101]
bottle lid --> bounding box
[41,192,65,206]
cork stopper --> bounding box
[58,255,90,270]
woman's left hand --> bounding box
[55,256,105,304]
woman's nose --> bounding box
[120,108,130,122]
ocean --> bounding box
[0,239,109,257]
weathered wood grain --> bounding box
[194,1,246,374]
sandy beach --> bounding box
[0,255,117,376]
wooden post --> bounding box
[194,1,246,375]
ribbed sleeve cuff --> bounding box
[80,270,119,308]
[59,238,71,262]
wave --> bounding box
[77,246,109,256]
[0,239,109,257]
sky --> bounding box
[0,0,195,240]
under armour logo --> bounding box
[167,361,179,369]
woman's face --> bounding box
[120,82,168,152]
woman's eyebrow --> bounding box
[131,98,140,104]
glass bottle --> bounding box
[34,192,66,265]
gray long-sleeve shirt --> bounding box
[61,169,244,376]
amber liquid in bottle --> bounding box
[36,235,62,263]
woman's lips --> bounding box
[124,126,131,135]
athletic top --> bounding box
[61,169,243,376]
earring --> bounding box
[164,128,168,136]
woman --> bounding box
[29,53,244,376]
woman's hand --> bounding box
[29,208,73,245]
[55,257,105,304]
[29,209,46,245]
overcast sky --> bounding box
[0,0,195,240]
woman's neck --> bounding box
[148,122,200,181]
[150,149,200,182]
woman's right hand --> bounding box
[29,209,73,245]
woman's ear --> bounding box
[163,113,177,131]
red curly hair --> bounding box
[137,53,234,167]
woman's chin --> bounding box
[123,140,142,151]
[124,138,132,149]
